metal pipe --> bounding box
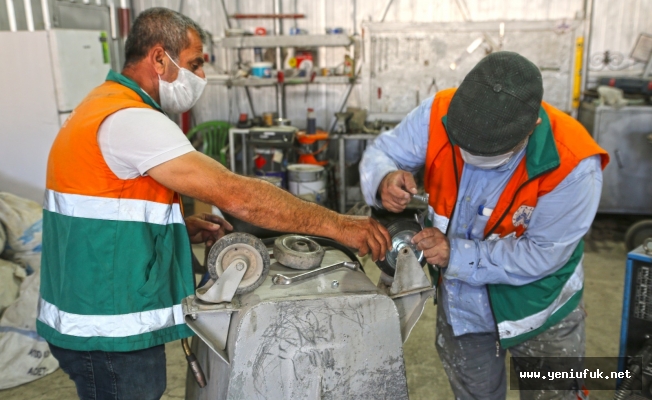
[23,0,34,31]
[580,0,595,101]
[338,135,346,213]
[273,0,284,118]
[5,0,17,32]
[220,0,231,28]
[352,0,357,35]
[328,64,362,133]
[219,0,256,118]
[40,0,50,30]
[108,0,117,40]
[380,0,395,22]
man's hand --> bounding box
[185,213,234,247]
[337,216,392,262]
[412,227,450,267]
[378,170,418,212]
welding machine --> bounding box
[617,240,652,398]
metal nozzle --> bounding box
[411,193,429,204]
[182,338,206,388]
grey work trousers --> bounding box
[435,300,586,400]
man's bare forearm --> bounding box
[148,152,345,241]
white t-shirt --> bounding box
[97,108,196,179]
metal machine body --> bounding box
[618,246,652,397]
[184,236,434,399]
[578,103,652,215]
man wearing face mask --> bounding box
[39,7,390,399]
[360,52,609,399]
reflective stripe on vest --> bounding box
[424,89,608,347]
[44,190,184,225]
[497,259,583,339]
[39,77,194,352]
[38,298,185,338]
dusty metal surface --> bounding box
[272,261,359,285]
[273,234,325,270]
[185,249,412,399]
[580,104,652,215]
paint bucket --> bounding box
[253,170,285,189]
[287,164,326,204]
[251,62,273,78]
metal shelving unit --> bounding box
[219,34,353,49]
[207,74,356,87]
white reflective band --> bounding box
[37,297,185,338]
[497,259,584,339]
[44,190,184,225]
[429,206,450,233]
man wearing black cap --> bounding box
[360,52,609,399]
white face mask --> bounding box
[158,51,207,114]
[460,138,528,169]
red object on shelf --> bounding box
[181,111,191,134]
[254,27,267,36]
[254,155,267,169]
[277,70,285,83]
[117,8,130,38]
[231,14,305,19]
[295,51,314,69]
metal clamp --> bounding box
[272,261,360,285]
[196,259,248,303]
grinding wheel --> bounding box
[273,234,325,270]
[207,232,270,295]
[376,219,426,277]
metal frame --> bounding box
[335,133,376,213]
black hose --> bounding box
[614,364,640,400]
[263,235,364,272]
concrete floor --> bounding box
[0,218,630,399]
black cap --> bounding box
[447,51,543,156]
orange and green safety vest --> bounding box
[37,71,194,352]
[425,88,609,347]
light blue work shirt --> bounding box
[360,95,603,336]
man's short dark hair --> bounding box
[124,7,206,68]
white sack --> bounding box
[0,271,58,389]
[0,192,43,269]
[0,259,25,317]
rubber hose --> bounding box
[263,235,364,272]
[613,364,641,400]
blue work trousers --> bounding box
[49,343,167,400]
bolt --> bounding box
[190,313,198,320]
[236,262,245,271]
[331,280,339,288]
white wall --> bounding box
[128,0,652,127]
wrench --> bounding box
[272,261,360,285]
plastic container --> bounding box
[306,108,316,134]
[287,164,326,204]
[251,62,273,78]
